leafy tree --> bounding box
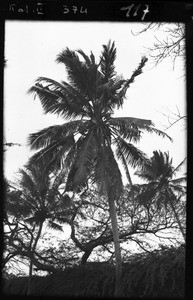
[27,41,171,296]
[57,184,185,265]
[4,180,185,281]
[135,150,186,242]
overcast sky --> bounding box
[4,21,187,184]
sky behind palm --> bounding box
[4,21,187,184]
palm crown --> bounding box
[135,150,186,205]
[6,166,72,231]
[135,150,186,241]
[27,41,171,195]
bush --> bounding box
[3,245,185,297]
[122,245,185,297]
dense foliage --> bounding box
[3,245,185,297]
[4,179,185,274]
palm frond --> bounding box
[27,121,81,150]
[134,168,154,182]
[114,136,149,169]
[26,136,75,173]
[135,150,174,182]
[76,49,94,67]
[60,80,93,116]
[50,169,67,193]
[91,148,110,195]
[47,220,63,231]
[56,48,97,100]
[102,76,126,110]
[96,76,126,112]
[74,132,96,186]
[151,151,173,179]
[137,182,159,206]
[170,177,186,185]
[114,120,173,142]
[28,79,86,119]
[100,40,116,83]
[107,149,123,197]
[65,164,79,192]
[93,146,123,197]
[6,190,33,218]
[118,56,148,99]
[61,142,78,171]
[37,77,92,116]
[18,168,48,207]
[65,133,96,191]
[135,149,186,216]
[164,187,179,207]
[114,143,133,186]
[111,117,153,126]
[53,215,71,224]
[19,168,37,193]
[144,126,173,141]
[171,158,187,177]
[109,117,152,142]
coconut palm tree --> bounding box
[5,165,72,294]
[135,150,186,242]
[27,41,171,296]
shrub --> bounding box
[3,245,185,297]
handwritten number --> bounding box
[72,6,78,14]
[121,4,150,20]
[63,5,87,14]
[80,6,88,14]
[121,4,134,17]
[142,5,149,20]
[133,4,141,16]
[63,5,69,14]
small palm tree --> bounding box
[6,165,72,294]
[27,41,171,296]
[135,150,186,242]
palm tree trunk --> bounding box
[123,157,133,187]
[122,155,135,203]
[27,260,33,295]
[27,221,43,295]
[107,192,123,297]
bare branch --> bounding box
[132,23,185,69]
[161,106,187,130]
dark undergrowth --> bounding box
[2,245,185,298]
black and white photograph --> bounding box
[2,1,188,297]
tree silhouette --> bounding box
[4,165,72,294]
[26,41,171,296]
[135,150,186,242]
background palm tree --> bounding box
[135,150,186,242]
[27,41,171,296]
[5,165,72,294]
